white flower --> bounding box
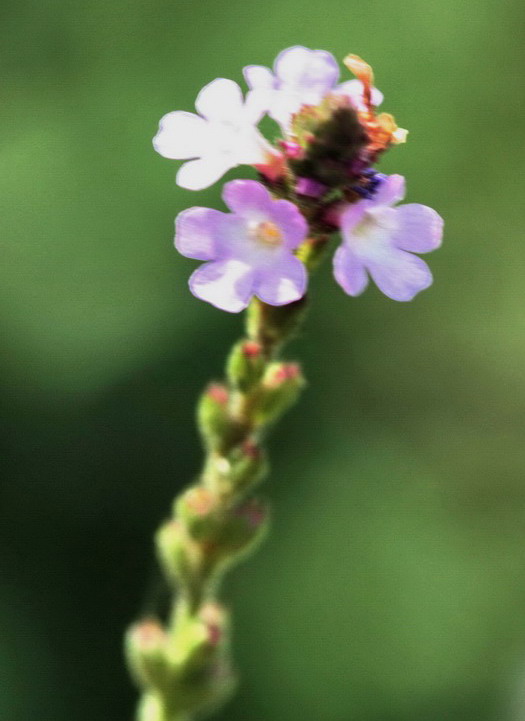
[153,78,274,191]
[244,45,383,131]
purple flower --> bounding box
[244,46,383,130]
[175,180,308,312]
[153,79,274,191]
[333,175,443,301]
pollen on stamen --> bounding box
[251,221,283,247]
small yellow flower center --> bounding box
[251,221,283,247]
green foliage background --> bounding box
[2,1,525,719]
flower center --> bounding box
[250,221,283,247]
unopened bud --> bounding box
[254,362,305,425]
[125,619,169,690]
[175,488,268,560]
[155,520,199,588]
[227,440,269,495]
[220,498,269,560]
[176,487,220,543]
[226,340,265,392]
[197,383,235,451]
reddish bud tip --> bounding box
[242,341,263,358]
[185,487,215,516]
[207,383,229,405]
[130,619,166,650]
[267,363,301,387]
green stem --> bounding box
[128,234,333,721]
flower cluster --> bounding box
[154,46,443,311]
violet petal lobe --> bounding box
[254,255,307,306]
[367,250,433,302]
[265,199,309,250]
[274,45,339,96]
[391,204,444,253]
[175,207,231,261]
[333,244,369,297]
[222,179,273,218]
[189,259,255,313]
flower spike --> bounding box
[133,44,444,721]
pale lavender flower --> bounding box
[333,175,443,301]
[244,45,382,130]
[175,180,308,312]
[153,79,274,191]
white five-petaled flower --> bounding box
[153,78,274,191]
[333,175,444,301]
[244,45,383,131]
[175,179,308,312]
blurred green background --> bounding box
[2,0,525,719]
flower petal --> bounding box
[371,174,406,207]
[176,156,231,191]
[222,179,272,218]
[265,199,308,250]
[391,204,444,253]
[336,79,383,108]
[153,111,209,159]
[244,90,272,124]
[175,207,231,260]
[367,249,433,301]
[340,201,369,234]
[189,259,255,312]
[195,78,244,121]
[254,255,307,306]
[274,46,339,97]
[243,65,275,90]
[333,244,369,296]
[232,127,272,166]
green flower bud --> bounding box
[227,440,269,495]
[254,362,305,426]
[179,602,229,673]
[226,340,265,392]
[164,605,236,717]
[196,383,232,451]
[155,520,199,588]
[175,488,221,544]
[175,488,269,563]
[125,619,170,691]
[220,498,269,560]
